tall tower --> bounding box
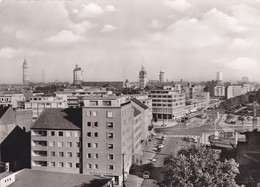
[253,101,258,130]
[216,72,223,82]
[159,71,164,83]
[23,59,29,86]
[73,65,83,85]
[139,65,147,89]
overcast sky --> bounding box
[0,0,260,84]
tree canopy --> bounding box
[158,145,239,187]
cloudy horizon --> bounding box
[0,0,260,84]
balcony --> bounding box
[32,130,47,137]
[32,141,47,147]
[32,150,47,157]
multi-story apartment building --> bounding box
[225,85,242,99]
[148,90,186,120]
[0,94,25,108]
[31,108,82,174]
[82,96,133,186]
[25,96,67,118]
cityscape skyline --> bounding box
[1,0,260,83]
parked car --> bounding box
[143,171,150,179]
[152,158,156,162]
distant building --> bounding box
[242,76,249,83]
[148,89,186,120]
[139,65,147,89]
[73,65,83,85]
[159,71,164,83]
[22,59,29,87]
[216,72,223,82]
[25,95,67,119]
[31,108,82,174]
[225,85,242,99]
[0,94,25,109]
[82,81,124,90]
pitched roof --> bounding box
[82,81,124,89]
[133,107,141,117]
[31,108,82,130]
[131,98,148,109]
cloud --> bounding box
[69,21,96,35]
[47,30,82,44]
[79,3,103,18]
[101,25,116,33]
[165,0,191,12]
[72,9,79,14]
[105,5,118,12]
[150,19,164,30]
[226,57,258,70]
[0,47,20,59]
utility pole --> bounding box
[122,153,126,187]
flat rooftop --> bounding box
[9,169,112,187]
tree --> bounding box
[158,145,239,187]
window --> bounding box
[94,153,98,159]
[76,142,80,147]
[94,122,98,127]
[108,144,114,149]
[87,164,92,169]
[76,163,79,168]
[58,162,64,167]
[107,133,114,139]
[67,152,72,157]
[87,153,91,158]
[66,132,72,137]
[108,165,114,170]
[86,111,91,117]
[94,164,98,169]
[57,142,63,147]
[93,111,97,116]
[93,143,98,148]
[59,152,64,157]
[75,131,80,137]
[58,131,63,136]
[87,132,91,137]
[87,122,91,127]
[76,152,80,157]
[50,131,55,136]
[50,151,55,156]
[108,154,114,160]
[106,111,113,118]
[67,162,72,168]
[50,162,55,167]
[107,122,113,128]
[94,132,98,137]
[67,142,72,147]
[87,143,91,148]
[49,141,55,147]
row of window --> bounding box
[50,161,79,168]
[86,143,114,150]
[86,164,114,170]
[86,153,114,160]
[86,122,114,128]
[50,151,80,158]
[86,132,114,139]
[86,111,113,118]
[33,130,80,137]
[49,141,80,147]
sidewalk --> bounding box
[152,120,178,129]
[126,174,144,187]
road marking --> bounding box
[164,134,200,139]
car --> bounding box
[158,144,164,149]
[143,171,150,179]
[152,158,156,162]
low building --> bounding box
[148,89,186,120]
[0,94,25,109]
[31,108,82,174]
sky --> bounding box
[1,0,260,84]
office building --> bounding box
[148,89,186,120]
[73,65,83,85]
[225,85,242,99]
[159,71,164,83]
[216,72,223,82]
[31,108,82,174]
